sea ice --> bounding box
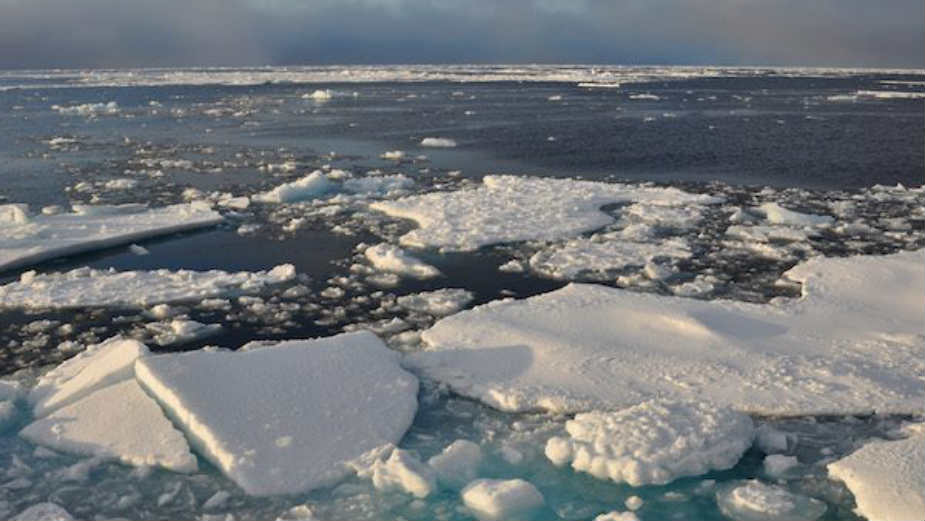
[253,171,334,203]
[755,202,833,227]
[763,454,799,478]
[461,479,545,521]
[343,174,414,195]
[715,480,826,521]
[396,289,473,316]
[303,89,333,101]
[408,250,924,415]
[827,426,925,521]
[594,512,640,521]
[52,101,120,116]
[545,400,754,486]
[368,448,437,498]
[20,379,198,473]
[529,236,691,280]
[0,264,295,309]
[420,137,457,148]
[135,331,419,496]
[10,502,74,521]
[364,243,441,279]
[427,439,482,489]
[371,175,721,251]
[144,319,223,346]
[0,202,222,272]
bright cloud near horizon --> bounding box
[0,0,922,69]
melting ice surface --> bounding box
[0,66,924,520]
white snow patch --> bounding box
[420,137,457,148]
[253,171,334,203]
[365,243,441,279]
[396,289,473,316]
[145,319,223,346]
[529,236,691,280]
[461,479,544,521]
[716,480,826,521]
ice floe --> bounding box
[827,425,925,521]
[0,264,295,309]
[529,235,691,280]
[461,478,545,521]
[364,243,441,279]
[366,448,437,498]
[135,331,419,496]
[0,202,222,272]
[545,400,754,486]
[427,439,482,489]
[715,480,826,521]
[52,101,120,116]
[408,250,924,415]
[253,171,334,203]
[10,503,74,521]
[371,175,721,251]
[396,289,473,316]
[420,137,457,148]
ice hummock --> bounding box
[135,331,419,496]
[0,202,222,272]
[408,250,924,415]
[460,478,545,520]
[370,175,722,251]
[364,243,441,279]
[253,170,334,203]
[0,264,295,309]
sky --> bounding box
[0,0,922,69]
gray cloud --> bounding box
[0,0,921,69]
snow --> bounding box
[827,427,925,521]
[10,503,74,521]
[364,243,441,279]
[756,203,833,226]
[371,175,722,251]
[134,331,419,496]
[408,250,924,415]
[545,400,754,486]
[420,137,457,148]
[715,480,826,521]
[0,202,222,272]
[529,236,691,280]
[396,289,473,316]
[0,264,295,309]
[253,171,334,203]
[427,439,483,489]
[460,479,545,520]
[29,337,149,418]
[368,448,437,498]
[20,379,198,473]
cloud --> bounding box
[0,0,921,69]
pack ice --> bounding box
[135,331,419,496]
[0,202,222,272]
[408,250,924,416]
[370,175,722,251]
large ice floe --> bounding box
[827,424,925,521]
[370,175,722,251]
[408,249,924,415]
[135,331,419,496]
[0,202,222,272]
[0,264,295,308]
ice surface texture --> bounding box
[409,250,924,415]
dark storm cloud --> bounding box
[0,0,922,69]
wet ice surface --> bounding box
[1,68,924,520]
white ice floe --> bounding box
[827,426,925,521]
[367,448,437,498]
[11,502,74,521]
[629,93,661,100]
[20,379,197,473]
[380,150,405,160]
[29,337,149,418]
[343,174,414,195]
[0,264,295,309]
[715,480,826,521]
[857,90,925,99]
[145,319,223,346]
[135,331,419,496]
[52,101,120,116]
[754,202,833,227]
[0,202,222,272]
[253,171,334,203]
[303,89,333,101]
[420,137,457,148]
[408,250,924,415]
[461,479,545,521]
[428,439,483,489]
[545,400,753,486]
[396,289,473,316]
[529,236,691,280]
[763,454,799,479]
[371,175,721,251]
[365,243,441,279]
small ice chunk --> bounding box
[624,496,643,511]
[594,512,640,521]
[370,448,437,498]
[380,150,405,160]
[420,137,457,148]
[11,502,74,521]
[129,244,150,255]
[145,319,222,346]
[763,454,799,478]
[461,479,544,521]
[716,480,826,521]
[303,89,333,101]
[20,379,197,473]
[0,399,16,430]
[756,203,833,226]
[253,171,333,203]
[755,425,791,454]
[343,174,413,195]
[428,439,482,488]
[397,289,473,316]
[498,260,525,273]
[365,243,441,279]
[0,203,31,224]
[104,178,139,190]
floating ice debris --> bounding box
[577,82,622,88]
[409,250,924,415]
[11,502,74,521]
[629,93,660,100]
[217,195,251,210]
[856,90,925,99]
[303,89,333,101]
[428,439,482,489]
[368,448,437,498]
[364,243,441,279]
[755,202,833,226]
[594,512,640,521]
[461,479,545,521]
[396,289,473,316]
[29,337,148,418]
[0,264,296,309]
[128,243,149,255]
[715,480,826,521]
[420,137,457,148]
[545,400,754,486]
[529,236,691,280]
[343,174,414,195]
[371,175,722,251]
[103,178,138,190]
[827,425,925,521]
[380,150,406,160]
[144,319,223,346]
[135,332,419,496]
[0,202,222,272]
[20,380,197,473]
[52,101,119,116]
[253,171,334,203]
[763,454,799,478]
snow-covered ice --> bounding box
[135,331,419,496]
[52,101,120,116]
[545,400,753,486]
[371,175,721,251]
[0,202,222,272]
[0,264,296,309]
[460,479,545,520]
[715,480,826,521]
[396,289,473,316]
[253,171,334,203]
[594,512,640,521]
[529,236,691,280]
[10,503,74,521]
[755,202,833,227]
[144,319,223,346]
[408,250,924,415]
[827,425,925,521]
[427,439,482,489]
[20,379,198,473]
[367,448,437,498]
[343,174,414,195]
[420,137,457,148]
[364,243,441,279]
